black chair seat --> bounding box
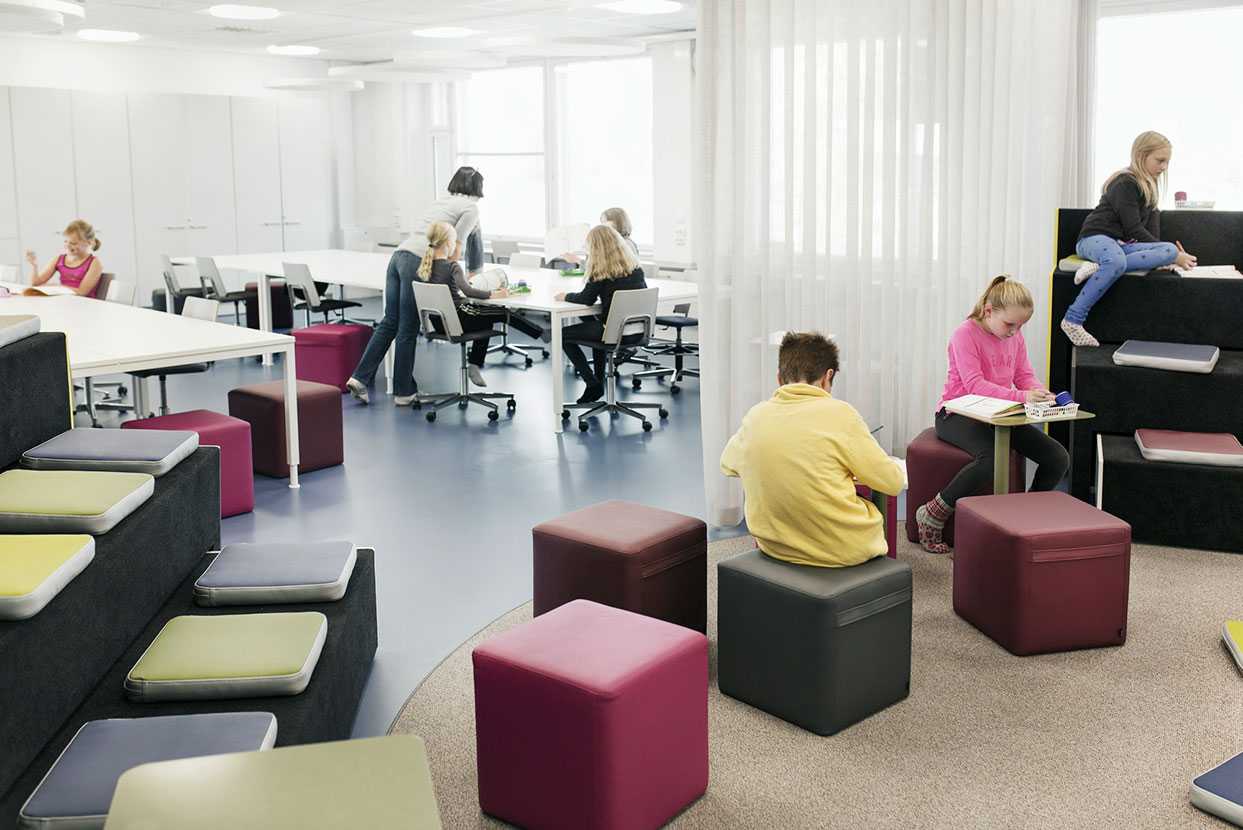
[656,315,698,328]
[293,298,362,313]
[131,363,210,379]
[220,289,257,302]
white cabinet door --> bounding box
[128,93,190,297]
[278,95,337,251]
[72,91,138,294]
[10,87,77,270]
[231,97,284,254]
[185,95,237,261]
[0,88,19,262]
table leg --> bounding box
[993,425,1012,494]
[133,377,148,420]
[259,271,274,367]
[282,344,301,488]
[551,311,564,433]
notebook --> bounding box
[1176,265,1243,279]
[942,395,1025,421]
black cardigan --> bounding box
[564,267,647,322]
[1078,173,1160,243]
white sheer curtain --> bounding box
[696,0,1090,527]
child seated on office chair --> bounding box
[418,222,532,388]
[26,219,105,298]
[720,332,905,568]
[553,224,648,404]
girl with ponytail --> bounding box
[26,219,104,297]
[913,276,1069,554]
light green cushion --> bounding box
[104,735,441,830]
[1058,254,1147,276]
[0,470,154,534]
[125,612,327,702]
[0,535,94,620]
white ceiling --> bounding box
[24,0,696,65]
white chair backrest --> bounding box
[640,261,662,280]
[410,281,462,338]
[508,252,543,269]
[195,257,227,298]
[373,227,404,247]
[103,276,135,305]
[161,254,189,293]
[283,262,324,308]
[0,264,17,283]
[490,240,520,261]
[181,296,220,322]
[603,287,658,345]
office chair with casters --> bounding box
[197,257,255,326]
[489,240,520,264]
[77,273,133,425]
[410,281,515,423]
[126,297,219,418]
[632,302,699,393]
[284,262,362,326]
[561,287,668,433]
[161,254,204,314]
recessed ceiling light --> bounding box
[267,44,319,56]
[77,28,142,42]
[598,0,682,13]
[411,26,479,38]
[208,4,281,20]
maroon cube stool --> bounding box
[293,323,373,392]
[953,491,1131,656]
[904,426,1026,545]
[244,280,293,330]
[473,599,708,830]
[122,409,254,517]
[855,483,898,558]
[228,380,343,478]
[533,500,707,633]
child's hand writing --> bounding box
[1175,241,1197,270]
[491,287,510,299]
[1024,389,1055,404]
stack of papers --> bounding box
[942,395,1025,421]
[1175,265,1243,279]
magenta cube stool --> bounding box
[904,426,1026,545]
[122,409,253,517]
[473,599,708,830]
[954,491,1131,655]
[293,323,372,392]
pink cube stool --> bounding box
[855,483,898,558]
[122,409,253,517]
[473,599,708,830]
[293,323,372,392]
[904,427,1026,545]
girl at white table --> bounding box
[554,225,647,404]
[913,276,1067,555]
[555,207,640,267]
[25,219,104,298]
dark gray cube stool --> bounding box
[717,550,912,735]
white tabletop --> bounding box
[0,293,293,376]
[482,266,699,314]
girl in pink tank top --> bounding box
[26,219,104,298]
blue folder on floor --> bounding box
[1192,750,1243,826]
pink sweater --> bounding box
[936,319,1040,410]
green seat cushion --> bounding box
[1058,254,1147,277]
[0,470,154,534]
[103,735,441,829]
[125,612,327,702]
[0,535,95,620]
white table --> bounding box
[0,292,305,487]
[185,250,698,432]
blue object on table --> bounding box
[1054,391,1074,407]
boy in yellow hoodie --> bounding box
[720,332,905,568]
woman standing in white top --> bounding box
[347,167,485,405]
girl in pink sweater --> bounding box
[914,276,1069,554]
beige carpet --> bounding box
[392,532,1243,829]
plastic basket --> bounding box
[1023,401,1080,421]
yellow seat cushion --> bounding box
[0,470,154,534]
[0,534,95,619]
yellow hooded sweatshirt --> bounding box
[720,383,906,568]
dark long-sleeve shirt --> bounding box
[1078,173,1160,243]
[564,267,647,321]
[424,259,489,307]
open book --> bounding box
[942,394,1026,421]
[1175,264,1243,279]
[21,285,76,297]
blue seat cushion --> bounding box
[1192,749,1243,826]
[194,541,357,606]
[22,429,198,476]
[1112,340,1220,374]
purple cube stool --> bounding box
[228,380,343,478]
[904,426,1025,545]
[293,323,372,392]
[533,500,707,632]
[123,410,253,517]
[473,599,708,830]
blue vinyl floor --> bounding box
[83,308,716,736]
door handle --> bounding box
[164,225,188,230]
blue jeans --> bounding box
[465,228,484,273]
[1065,235,1177,325]
[352,250,421,396]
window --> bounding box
[1095,7,1243,209]
[553,57,654,245]
[455,65,546,238]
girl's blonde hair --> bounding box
[1103,130,1171,209]
[64,219,101,251]
[584,225,639,282]
[417,222,457,280]
[969,275,1034,321]
[600,207,632,239]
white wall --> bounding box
[651,41,695,265]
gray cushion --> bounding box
[1191,749,1243,827]
[194,541,357,606]
[1112,340,1220,374]
[18,712,276,830]
[0,315,40,349]
[22,429,198,476]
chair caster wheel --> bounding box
[488,410,499,421]
[541,349,549,358]
[632,379,642,390]
[425,411,436,422]
[561,409,570,420]
[659,408,669,419]
[507,399,516,411]
[578,421,589,432]
[458,401,468,409]
[525,358,533,368]
[642,420,652,432]
[670,384,680,395]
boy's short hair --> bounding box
[778,331,840,385]
[448,166,484,198]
